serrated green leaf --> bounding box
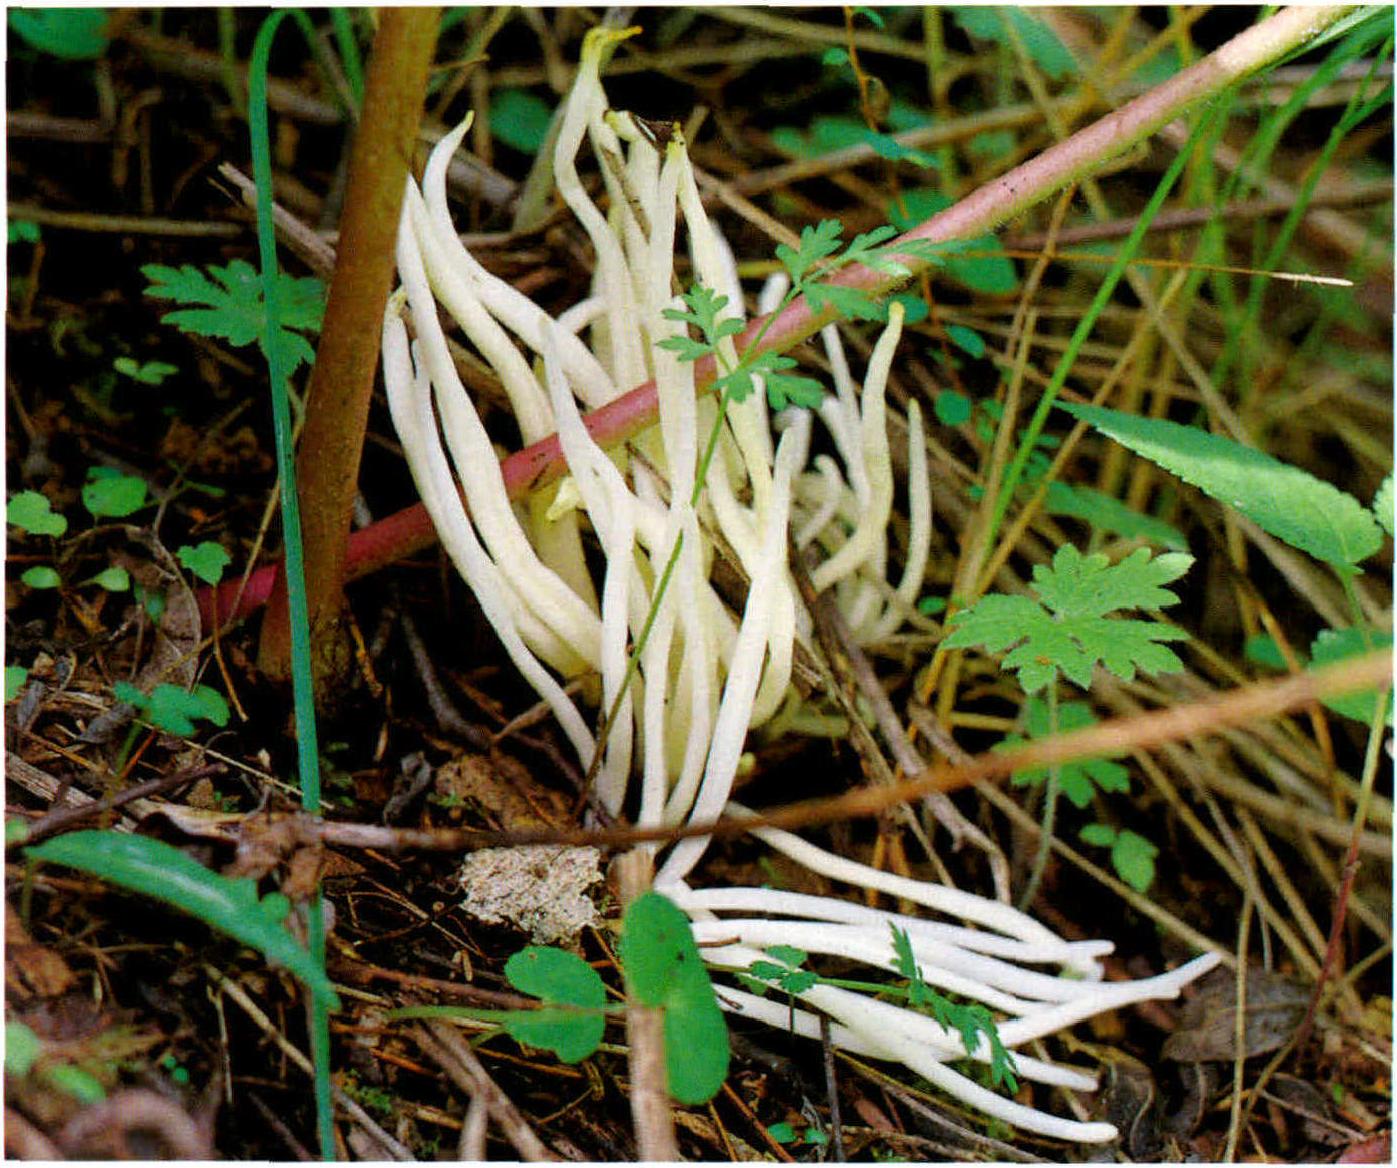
[142,261,324,373]
[8,219,41,245]
[5,666,29,703]
[1310,627,1393,725]
[765,371,825,411]
[805,281,886,322]
[655,335,711,362]
[8,8,109,59]
[502,946,606,1063]
[26,831,338,1005]
[8,491,67,537]
[1373,474,1393,538]
[945,546,1191,692]
[81,470,148,519]
[1059,403,1383,573]
[1007,699,1129,809]
[777,219,844,287]
[950,7,1076,80]
[1031,546,1192,619]
[177,541,231,585]
[21,566,61,590]
[1043,482,1188,550]
[490,88,555,154]
[620,891,729,1105]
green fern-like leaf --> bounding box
[1060,403,1383,574]
[142,260,325,372]
[944,545,1192,693]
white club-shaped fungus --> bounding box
[381,26,1220,1143]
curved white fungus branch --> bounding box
[380,33,1222,1142]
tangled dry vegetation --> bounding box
[6,7,1393,1162]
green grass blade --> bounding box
[249,10,333,1158]
[984,97,1223,553]
[26,832,340,1005]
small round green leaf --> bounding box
[82,470,148,519]
[946,324,986,359]
[21,566,61,589]
[8,491,67,536]
[490,89,554,154]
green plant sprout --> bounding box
[113,681,229,738]
[392,891,727,1105]
[142,260,326,373]
[377,27,1223,1142]
[177,541,231,585]
[1000,698,1158,892]
[944,544,1191,904]
[113,357,179,386]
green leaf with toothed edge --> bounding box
[1059,403,1383,573]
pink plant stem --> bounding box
[197,4,1349,634]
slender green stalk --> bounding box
[1017,685,1060,911]
[330,9,365,109]
[248,11,333,1158]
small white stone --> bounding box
[458,845,603,945]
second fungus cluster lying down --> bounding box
[382,25,1219,1142]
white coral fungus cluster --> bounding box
[382,26,1219,1143]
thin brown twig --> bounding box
[413,1020,562,1162]
[308,650,1390,856]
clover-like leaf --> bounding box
[8,491,67,537]
[620,891,729,1105]
[502,946,607,1064]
